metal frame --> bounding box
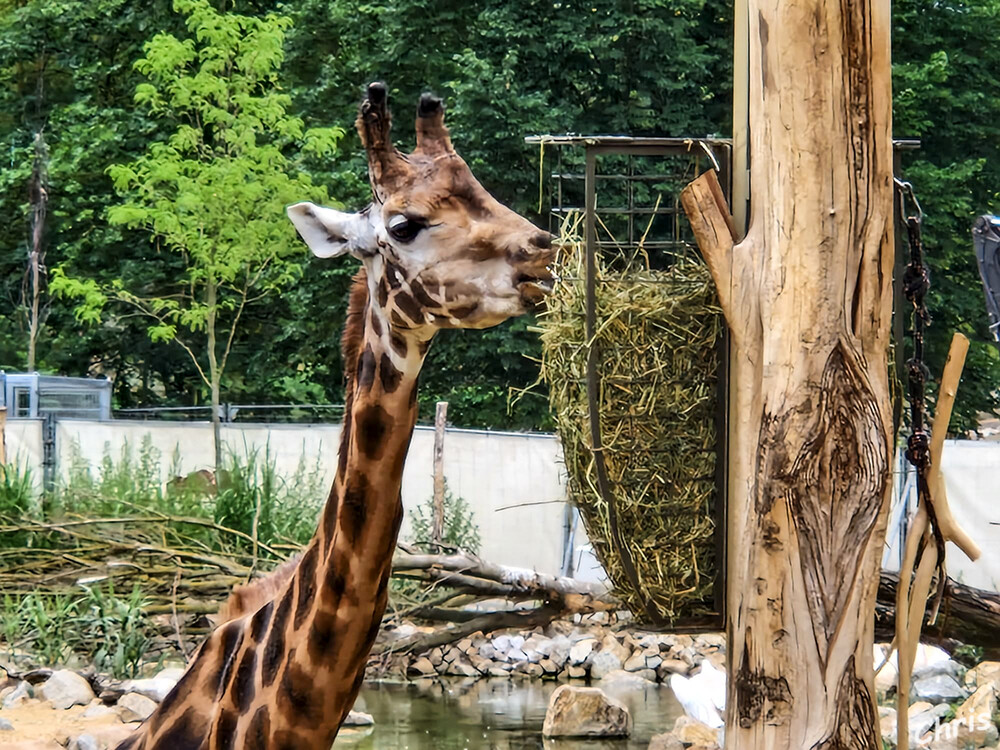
[527,135,731,630]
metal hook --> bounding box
[894,177,923,224]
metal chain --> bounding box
[895,177,947,619]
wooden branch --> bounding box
[391,550,613,601]
[372,605,561,656]
[877,573,1000,660]
[927,333,980,561]
[679,170,739,335]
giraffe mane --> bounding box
[215,271,370,625]
[217,553,302,623]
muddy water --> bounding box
[335,678,684,750]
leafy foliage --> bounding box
[48,0,344,454]
[0,0,997,432]
[893,0,1000,431]
[408,481,481,554]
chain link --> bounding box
[895,177,947,620]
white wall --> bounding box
[3,418,44,491]
[52,420,576,576]
[883,439,1000,592]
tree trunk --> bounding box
[681,0,894,746]
[206,275,222,470]
[26,130,48,372]
[432,401,448,545]
[876,573,1000,661]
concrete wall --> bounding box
[52,420,575,577]
[3,418,44,491]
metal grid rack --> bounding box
[527,135,731,630]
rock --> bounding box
[908,701,933,716]
[117,692,158,722]
[82,702,118,719]
[601,634,630,663]
[408,657,436,677]
[590,650,623,679]
[935,683,1000,748]
[489,666,512,677]
[541,685,632,738]
[582,612,609,625]
[623,651,647,672]
[568,666,587,679]
[912,658,963,682]
[38,670,95,710]
[879,707,896,742]
[428,647,444,667]
[674,715,721,747]
[539,659,559,674]
[909,703,952,739]
[600,669,656,689]
[648,732,685,750]
[965,660,1000,688]
[3,680,33,709]
[76,725,136,749]
[0,717,13,731]
[478,642,497,660]
[507,648,529,663]
[343,710,375,727]
[121,675,177,704]
[446,659,481,678]
[658,659,689,677]
[569,638,597,666]
[912,673,967,703]
[547,636,572,668]
[522,663,544,678]
[69,736,99,750]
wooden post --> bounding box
[0,406,7,467]
[432,401,448,546]
[682,0,894,746]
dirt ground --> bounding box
[0,702,135,748]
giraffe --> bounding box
[114,82,555,750]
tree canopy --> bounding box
[1,0,996,432]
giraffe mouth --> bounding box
[516,272,556,303]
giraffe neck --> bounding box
[124,273,431,750]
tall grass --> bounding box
[0,436,327,672]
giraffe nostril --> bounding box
[531,232,553,250]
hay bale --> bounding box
[538,231,722,623]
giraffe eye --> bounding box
[387,214,426,244]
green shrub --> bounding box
[408,481,481,553]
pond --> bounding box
[335,678,684,750]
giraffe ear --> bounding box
[286,202,375,259]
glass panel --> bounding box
[14,388,31,418]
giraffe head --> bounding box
[288,82,555,335]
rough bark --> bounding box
[681,0,894,746]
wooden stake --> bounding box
[0,406,7,467]
[432,401,448,546]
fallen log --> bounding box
[877,572,1000,659]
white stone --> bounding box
[38,670,95,710]
[570,638,597,666]
[121,675,177,704]
[0,718,13,731]
[600,669,656,689]
[589,650,623,679]
[343,710,375,727]
[69,735,99,750]
[2,681,32,709]
[673,715,721,747]
[912,674,967,703]
[542,685,631,738]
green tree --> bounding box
[51,0,343,464]
[893,0,1000,431]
